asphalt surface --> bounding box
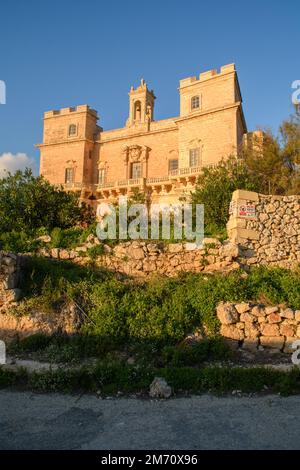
[1,390,300,450]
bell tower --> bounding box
[126,79,155,127]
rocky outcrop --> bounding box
[217,302,300,353]
[0,301,81,342]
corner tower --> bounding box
[38,105,99,188]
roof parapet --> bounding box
[179,63,236,88]
[44,105,98,118]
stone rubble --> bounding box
[149,377,172,399]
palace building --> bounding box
[37,63,247,208]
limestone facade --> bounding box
[37,64,247,207]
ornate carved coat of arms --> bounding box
[122,145,150,163]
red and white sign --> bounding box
[238,204,256,218]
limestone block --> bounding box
[260,336,285,350]
[220,324,244,341]
[235,302,251,314]
[280,308,294,320]
[216,303,239,325]
[268,313,281,324]
[261,324,280,337]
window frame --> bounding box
[68,123,77,137]
[191,95,200,111]
[189,148,200,167]
[98,168,106,185]
[65,167,75,184]
[131,162,142,179]
[168,159,179,172]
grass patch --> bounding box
[8,333,232,367]
[1,363,300,396]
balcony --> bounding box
[116,178,144,188]
[97,178,144,191]
[167,166,202,177]
[62,182,83,191]
[94,166,206,195]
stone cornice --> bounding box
[97,125,177,144]
[35,138,95,148]
[173,102,242,124]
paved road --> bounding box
[1,390,300,450]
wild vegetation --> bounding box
[9,257,300,357]
[0,168,93,252]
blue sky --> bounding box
[0,0,299,174]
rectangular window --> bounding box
[68,124,77,136]
[65,168,74,183]
[131,163,142,179]
[98,168,105,185]
[168,159,178,172]
[189,148,200,167]
[191,95,200,110]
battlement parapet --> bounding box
[179,63,236,88]
[44,105,97,119]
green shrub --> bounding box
[81,279,129,340]
[161,337,232,367]
[191,157,259,230]
[48,224,98,250]
[0,230,41,253]
[49,227,63,248]
[9,332,118,363]
[0,169,91,233]
[246,266,300,308]
[87,244,105,259]
[10,333,52,353]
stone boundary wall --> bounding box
[227,190,300,268]
[39,238,241,278]
[217,302,300,353]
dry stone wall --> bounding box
[227,190,300,268]
[39,238,241,278]
[217,302,300,354]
